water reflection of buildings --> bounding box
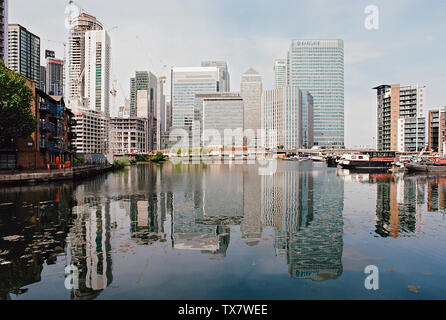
[427,177,446,212]
[68,183,114,300]
[0,184,74,300]
[375,175,425,238]
[263,164,344,281]
[339,171,446,237]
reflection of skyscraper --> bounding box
[375,176,424,238]
[265,163,344,281]
[169,165,236,256]
[129,194,167,245]
[261,168,314,233]
[69,198,113,300]
[241,165,262,245]
[427,177,446,213]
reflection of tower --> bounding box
[261,167,314,232]
[376,176,424,238]
[428,177,446,213]
[69,199,113,300]
[170,165,234,256]
[241,165,262,245]
[129,194,167,245]
[267,163,343,281]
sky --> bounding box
[8,0,446,148]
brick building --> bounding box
[0,78,75,170]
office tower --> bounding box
[129,71,158,151]
[240,68,263,147]
[262,87,314,150]
[0,0,7,64]
[301,90,314,148]
[7,24,40,84]
[287,39,344,147]
[274,59,287,89]
[201,61,230,92]
[46,52,64,96]
[84,30,111,117]
[156,76,166,149]
[67,12,103,113]
[171,67,220,133]
[109,117,150,155]
[428,107,446,154]
[198,93,244,148]
[39,66,46,91]
[130,71,158,117]
[374,84,426,152]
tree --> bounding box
[0,62,36,146]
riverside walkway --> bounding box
[0,165,113,186]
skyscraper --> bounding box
[130,71,157,117]
[84,30,111,117]
[201,61,230,92]
[39,65,46,91]
[287,39,344,147]
[156,76,166,150]
[262,86,314,149]
[67,12,103,113]
[171,67,220,130]
[0,0,7,64]
[46,58,64,96]
[240,68,263,147]
[274,59,287,89]
[198,93,244,148]
[7,24,40,84]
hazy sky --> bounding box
[8,0,446,147]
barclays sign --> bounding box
[296,41,321,46]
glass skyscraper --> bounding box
[287,39,344,147]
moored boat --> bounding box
[337,151,396,171]
[405,159,446,173]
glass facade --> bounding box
[171,67,219,130]
[7,24,40,84]
[201,94,244,147]
[263,87,313,149]
[288,39,344,147]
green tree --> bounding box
[0,62,36,146]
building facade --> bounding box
[0,0,7,64]
[84,30,111,117]
[262,86,314,150]
[428,108,446,154]
[201,61,230,92]
[374,84,426,152]
[130,71,157,118]
[109,117,150,155]
[0,78,74,170]
[240,68,263,147]
[39,65,46,91]
[156,76,166,150]
[287,39,344,147]
[7,24,40,85]
[72,109,107,154]
[274,59,287,89]
[67,12,103,113]
[46,57,64,96]
[198,93,244,148]
[171,67,220,131]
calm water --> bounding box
[0,161,445,300]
